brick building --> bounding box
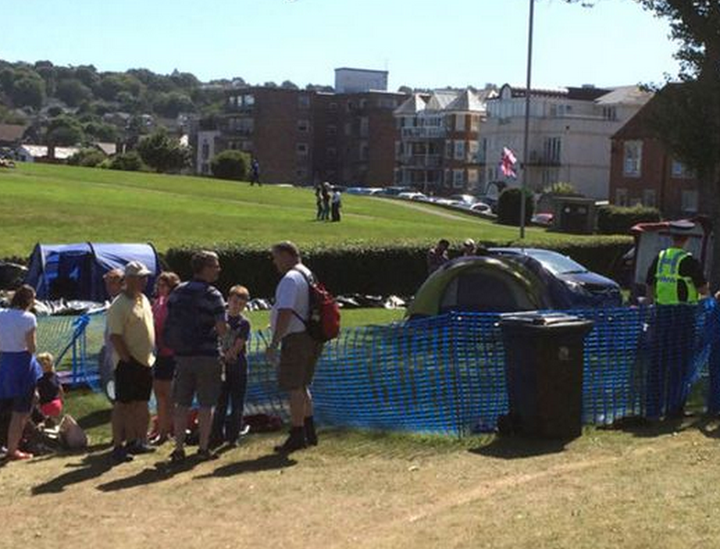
[194,74,405,186]
[394,89,492,194]
[609,93,699,217]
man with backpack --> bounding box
[165,251,228,463]
[267,241,338,453]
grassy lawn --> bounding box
[0,163,590,259]
[5,388,720,549]
[245,307,404,331]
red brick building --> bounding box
[194,86,404,186]
[609,95,700,217]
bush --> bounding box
[597,205,661,235]
[210,150,250,181]
[108,151,144,171]
[67,147,106,168]
[497,188,534,226]
[136,130,191,173]
[164,237,632,298]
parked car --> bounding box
[531,212,554,226]
[470,202,492,214]
[449,194,478,205]
[398,192,428,201]
[380,186,414,196]
[489,248,622,308]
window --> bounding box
[468,169,479,184]
[469,141,479,161]
[201,142,210,160]
[615,188,629,207]
[623,141,642,177]
[359,141,369,161]
[346,101,354,112]
[201,163,209,175]
[456,114,466,131]
[327,124,337,136]
[602,106,617,121]
[228,96,237,107]
[682,190,699,213]
[297,119,310,132]
[296,143,308,156]
[359,99,367,109]
[470,115,480,132]
[360,117,369,137]
[671,159,694,179]
[445,140,452,159]
[344,122,351,136]
[243,94,255,107]
[454,140,466,160]
[296,167,308,179]
[241,141,253,151]
[643,189,656,208]
[298,95,310,109]
[453,169,465,188]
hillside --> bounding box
[0,164,585,260]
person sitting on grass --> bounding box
[210,285,252,448]
[36,352,64,426]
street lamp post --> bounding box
[519,0,535,240]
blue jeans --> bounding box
[211,359,248,442]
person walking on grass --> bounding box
[321,183,331,221]
[0,285,42,461]
[266,242,323,454]
[166,251,228,463]
[107,261,156,464]
[150,271,181,445]
[210,285,251,448]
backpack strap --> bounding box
[288,266,315,325]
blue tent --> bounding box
[24,242,160,301]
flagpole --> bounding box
[520,0,535,240]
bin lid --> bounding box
[499,311,594,329]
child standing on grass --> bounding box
[36,352,64,423]
[210,285,251,448]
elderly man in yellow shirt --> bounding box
[107,261,156,464]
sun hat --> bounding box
[124,261,152,278]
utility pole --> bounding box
[520,0,535,239]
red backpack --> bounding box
[293,267,341,342]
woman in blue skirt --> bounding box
[0,285,42,460]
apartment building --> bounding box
[609,91,699,217]
[193,69,404,186]
[482,84,651,199]
[394,89,493,193]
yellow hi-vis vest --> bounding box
[655,248,699,305]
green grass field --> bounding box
[0,163,589,259]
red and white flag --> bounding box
[500,147,518,179]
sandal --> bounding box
[9,450,33,461]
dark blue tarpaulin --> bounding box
[24,242,160,301]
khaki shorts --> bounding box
[173,355,223,408]
[278,332,323,391]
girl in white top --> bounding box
[0,285,41,461]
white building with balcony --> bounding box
[481,84,651,199]
[394,88,494,193]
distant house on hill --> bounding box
[93,142,118,156]
[16,144,80,163]
[0,124,29,148]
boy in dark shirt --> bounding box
[210,285,251,447]
[36,353,64,424]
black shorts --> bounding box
[153,355,177,381]
[115,358,153,403]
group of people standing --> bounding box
[315,183,342,222]
[426,238,483,275]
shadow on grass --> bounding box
[601,413,720,438]
[469,435,568,460]
[95,457,199,492]
[32,451,114,495]
[195,453,297,479]
[76,409,112,431]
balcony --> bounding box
[400,127,446,139]
[398,154,442,168]
[527,150,561,166]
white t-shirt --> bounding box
[271,264,311,337]
[0,308,37,353]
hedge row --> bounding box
[164,237,633,298]
[597,205,661,235]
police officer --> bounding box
[645,220,709,419]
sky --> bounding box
[1,0,680,90]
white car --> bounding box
[471,202,492,214]
[398,192,428,201]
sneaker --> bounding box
[169,448,186,464]
[150,434,169,446]
[110,446,133,464]
[274,427,307,454]
[127,441,156,455]
[196,448,219,461]
[304,417,318,447]
[9,450,33,461]
[239,424,251,437]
